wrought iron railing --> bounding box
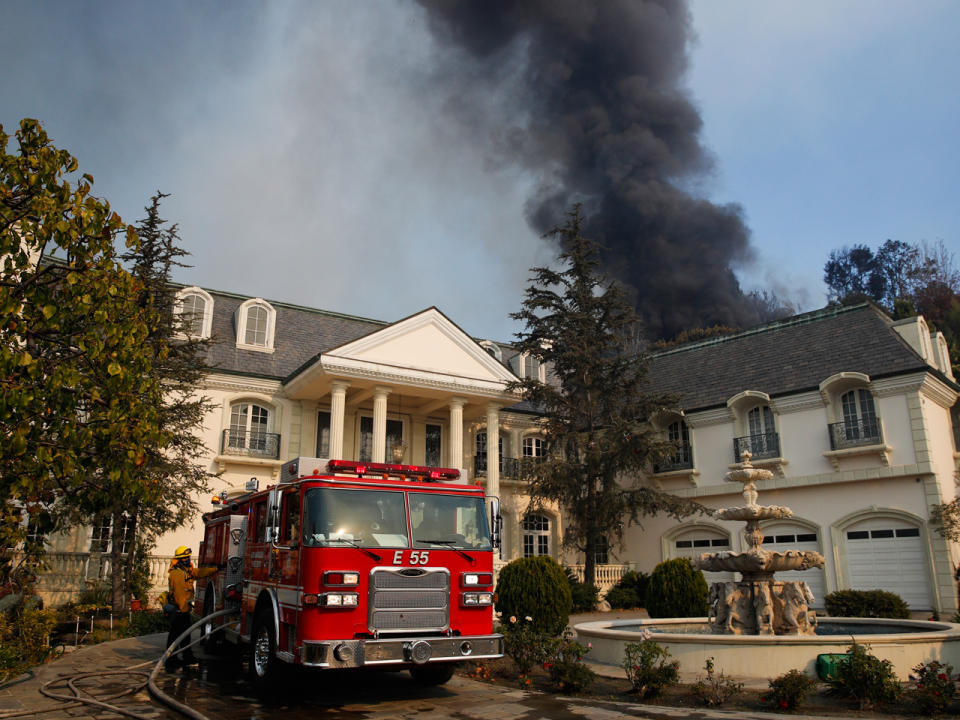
[474,455,520,478]
[828,418,882,450]
[221,429,281,459]
[654,445,694,473]
[733,432,780,462]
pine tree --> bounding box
[510,205,705,585]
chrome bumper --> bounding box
[300,634,503,669]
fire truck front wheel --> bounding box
[249,610,280,687]
[409,662,457,686]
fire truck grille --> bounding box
[369,569,450,632]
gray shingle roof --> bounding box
[645,303,932,412]
[201,290,387,379]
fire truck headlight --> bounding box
[320,592,359,607]
[342,572,360,586]
[461,592,493,607]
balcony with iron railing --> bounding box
[733,432,780,463]
[828,418,882,451]
[474,455,520,478]
[653,445,694,474]
[220,429,281,459]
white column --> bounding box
[372,386,391,463]
[448,398,466,471]
[486,404,500,500]
[328,381,349,460]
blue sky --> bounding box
[2,1,957,340]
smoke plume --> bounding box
[417,0,773,340]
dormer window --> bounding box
[479,341,502,362]
[235,298,276,352]
[175,287,213,339]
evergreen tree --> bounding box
[510,206,706,586]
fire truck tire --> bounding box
[200,593,223,652]
[409,662,457,686]
[249,610,280,688]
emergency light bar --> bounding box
[326,459,460,481]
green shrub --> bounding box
[762,669,816,711]
[563,566,599,613]
[604,586,639,609]
[501,615,552,676]
[543,630,596,694]
[645,558,708,618]
[122,609,169,637]
[622,634,679,698]
[0,600,58,682]
[692,657,743,706]
[495,556,572,635]
[907,660,956,716]
[613,570,649,607]
[824,589,909,619]
[828,643,900,710]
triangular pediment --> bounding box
[323,307,517,386]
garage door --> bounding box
[844,518,931,610]
[762,524,827,608]
[673,530,735,584]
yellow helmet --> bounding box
[174,546,191,559]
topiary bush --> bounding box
[644,558,709,618]
[495,556,572,635]
[606,570,649,609]
[824,589,910,619]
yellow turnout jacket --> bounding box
[168,560,217,613]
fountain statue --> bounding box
[696,452,825,635]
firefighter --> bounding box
[165,545,217,671]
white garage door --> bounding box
[673,530,735,584]
[762,524,827,608]
[845,518,931,610]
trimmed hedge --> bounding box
[495,556,572,634]
[606,570,649,609]
[645,558,709,618]
[824,589,910,619]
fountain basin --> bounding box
[575,617,960,680]
[716,505,792,522]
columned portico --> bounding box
[329,381,349,460]
[449,398,466,471]
[372,386,392,463]
[486,404,500,501]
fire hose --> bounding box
[0,607,239,720]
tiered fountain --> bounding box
[696,452,824,635]
[575,452,960,680]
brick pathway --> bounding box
[0,633,825,720]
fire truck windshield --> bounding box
[303,488,408,548]
[410,493,492,551]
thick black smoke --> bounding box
[417,0,774,340]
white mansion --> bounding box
[37,286,960,613]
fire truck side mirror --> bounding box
[490,497,502,550]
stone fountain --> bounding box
[696,452,825,635]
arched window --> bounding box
[479,341,502,362]
[655,419,692,472]
[840,389,879,443]
[245,305,268,346]
[522,514,550,558]
[227,402,277,457]
[738,404,779,460]
[175,287,213,339]
[522,436,544,459]
[235,298,276,351]
[475,430,503,473]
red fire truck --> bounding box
[197,457,504,687]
